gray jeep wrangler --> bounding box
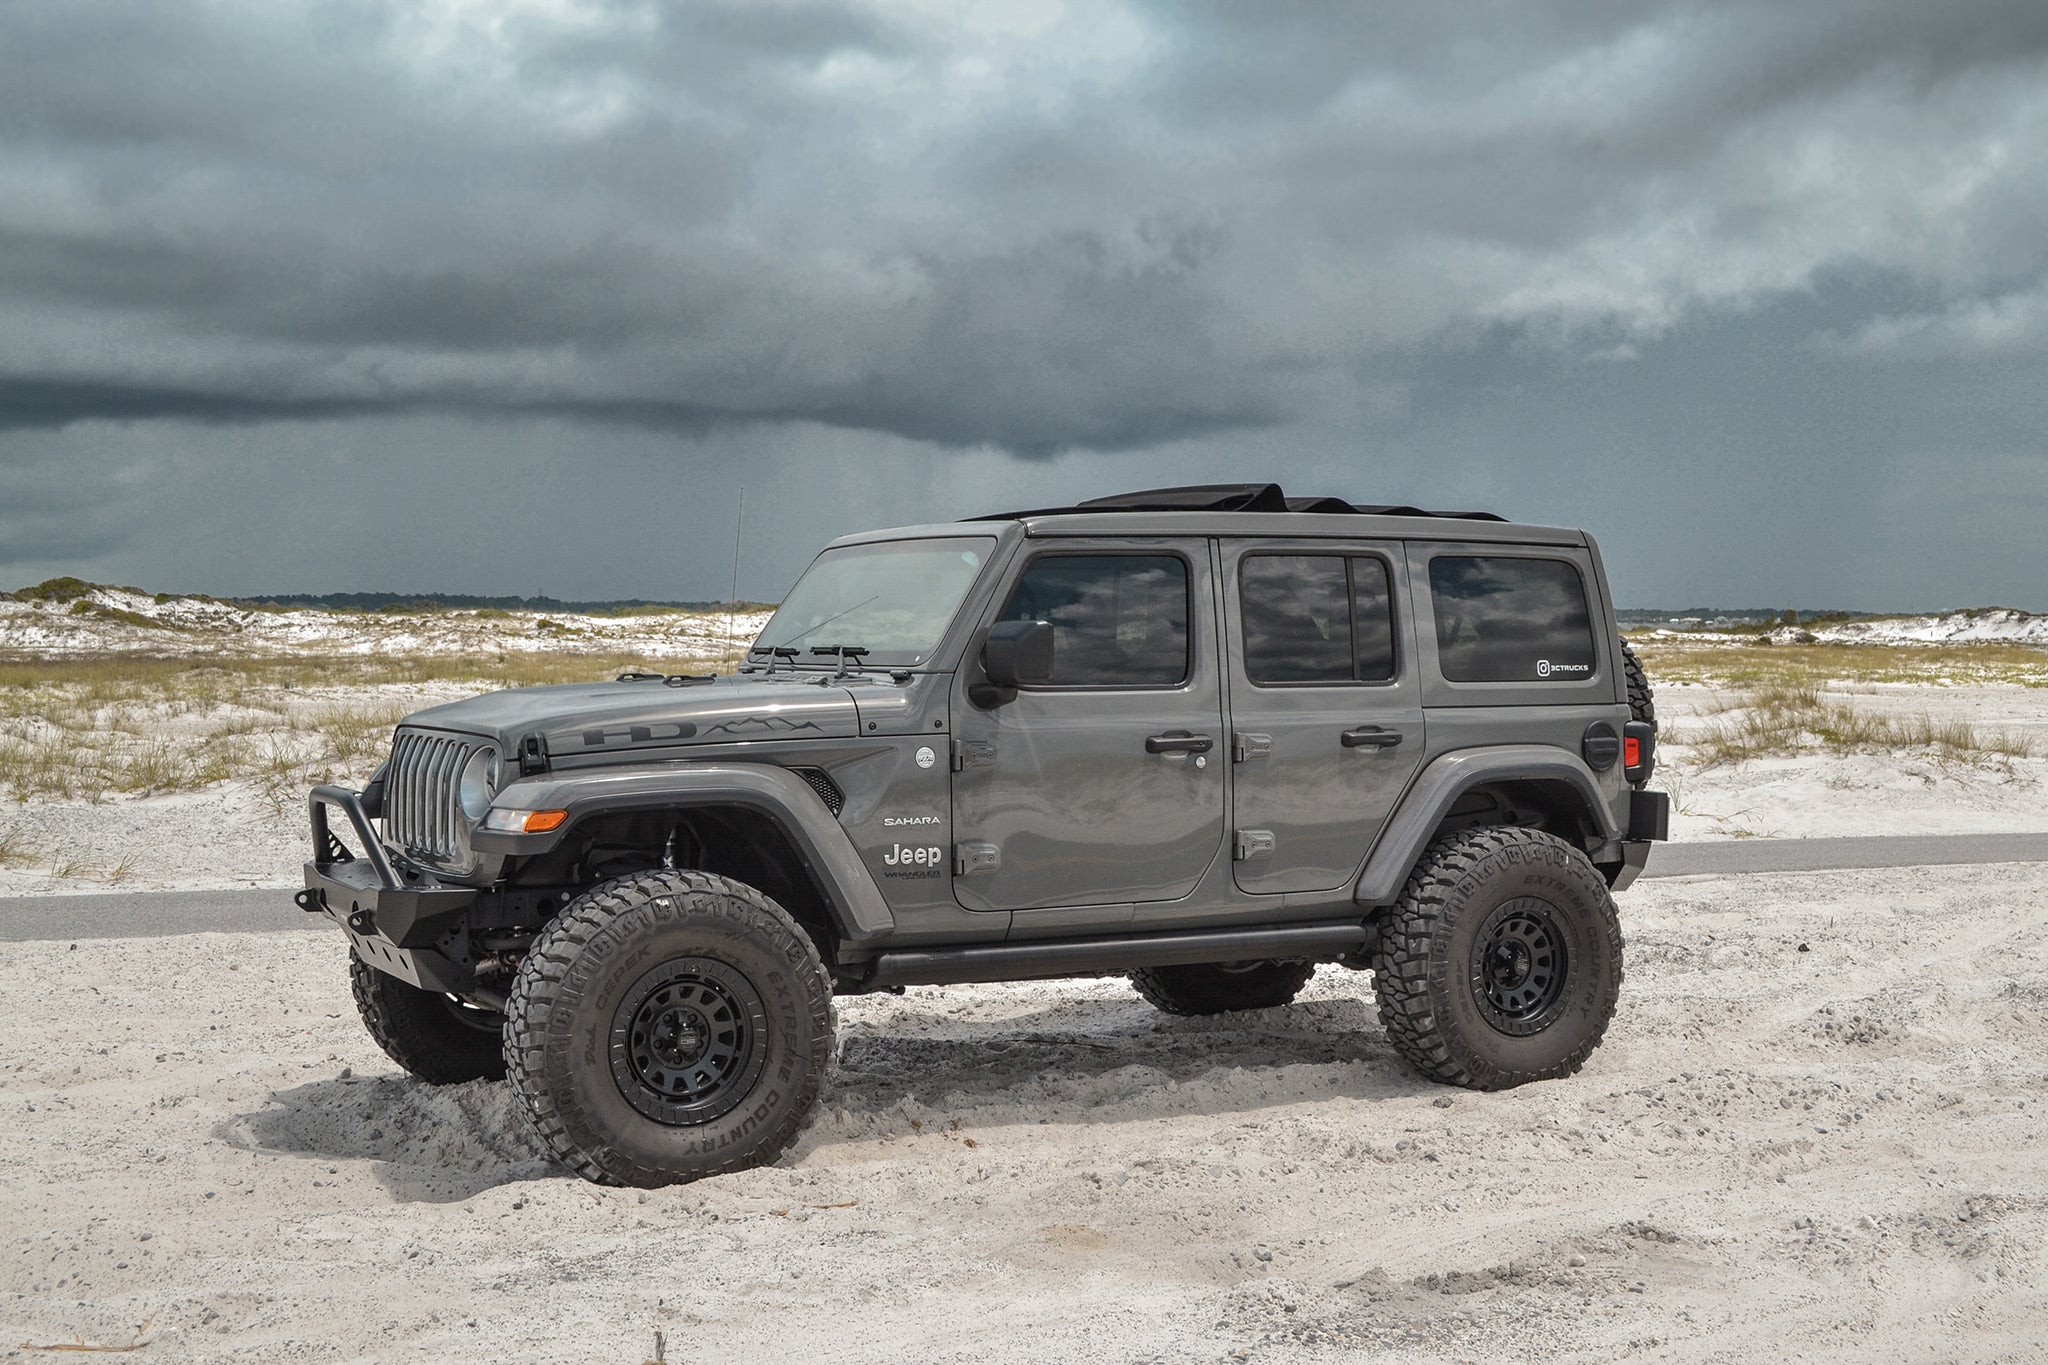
[301,483,1667,1186]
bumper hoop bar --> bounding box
[310,784,401,890]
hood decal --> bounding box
[581,720,699,748]
[700,715,826,737]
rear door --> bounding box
[950,540,1227,912]
[1222,540,1426,894]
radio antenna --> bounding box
[722,484,746,669]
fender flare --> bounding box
[472,762,895,942]
[1353,745,1622,906]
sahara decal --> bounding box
[883,815,943,828]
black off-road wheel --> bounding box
[1130,959,1315,1016]
[1620,637,1656,731]
[503,870,834,1188]
[349,952,507,1084]
[1373,826,1623,1090]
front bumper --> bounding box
[301,785,478,993]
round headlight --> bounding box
[458,747,497,823]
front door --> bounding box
[951,541,1227,912]
[1223,540,1426,894]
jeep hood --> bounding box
[398,675,860,761]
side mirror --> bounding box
[973,620,1055,706]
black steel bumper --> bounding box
[1607,840,1654,892]
[1606,789,1671,892]
[300,785,478,993]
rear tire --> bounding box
[504,870,834,1187]
[1373,826,1622,1090]
[349,952,507,1084]
[1130,959,1315,1015]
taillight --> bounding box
[1623,721,1656,784]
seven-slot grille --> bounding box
[384,727,490,867]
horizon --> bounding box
[7,574,2043,623]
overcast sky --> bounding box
[4,0,2047,609]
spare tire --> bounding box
[1620,637,1656,731]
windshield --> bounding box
[755,536,995,667]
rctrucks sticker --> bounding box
[1536,660,1592,677]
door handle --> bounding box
[1341,726,1404,749]
[1145,732,1215,755]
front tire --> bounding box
[1373,826,1623,1090]
[349,952,507,1084]
[503,870,834,1187]
[1130,959,1315,1015]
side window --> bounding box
[1240,554,1398,685]
[998,554,1189,687]
[1351,556,1396,681]
[1429,556,1596,683]
[1242,556,1351,682]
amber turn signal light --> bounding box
[481,807,570,834]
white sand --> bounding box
[1657,682,2048,841]
[5,674,2048,1360]
[3,861,2045,1362]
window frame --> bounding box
[1238,550,1402,690]
[995,547,1197,692]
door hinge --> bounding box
[1234,829,1276,861]
[954,841,1002,876]
[951,740,997,772]
[1233,732,1273,762]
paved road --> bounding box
[1640,831,2048,879]
[4,832,2047,943]
[0,887,300,942]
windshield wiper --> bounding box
[744,645,802,675]
[810,644,872,678]
[757,596,879,655]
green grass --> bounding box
[0,651,711,802]
[1633,639,2048,689]
[1676,681,2036,768]
[0,825,37,868]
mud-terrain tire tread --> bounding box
[1620,637,1656,731]
[1373,826,1623,1091]
[1130,959,1316,1015]
[503,869,833,1188]
[349,952,507,1084]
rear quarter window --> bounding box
[1428,556,1596,683]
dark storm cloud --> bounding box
[4,0,2048,607]
[6,0,2046,452]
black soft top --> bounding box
[975,483,1505,522]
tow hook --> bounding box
[346,906,377,936]
[294,888,325,914]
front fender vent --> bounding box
[790,766,844,817]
